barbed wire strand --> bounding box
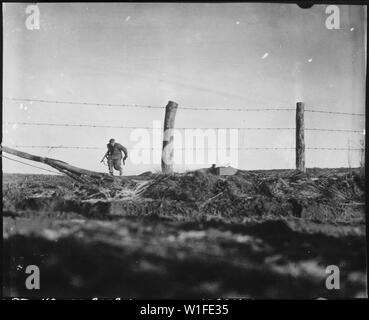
[5,122,155,129]
[5,97,364,115]
[5,121,294,130]
[1,154,61,174]
[3,97,163,109]
[305,128,363,133]
[2,97,295,112]
[4,121,363,133]
[182,107,294,111]
[305,108,365,116]
[5,145,363,151]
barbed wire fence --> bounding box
[2,97,365,174]
[3,97,366,115]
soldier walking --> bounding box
[101,138,128,176]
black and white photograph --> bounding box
[2,2,367,301]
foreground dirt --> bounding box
[2,168,367,298]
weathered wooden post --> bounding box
[296,102,306,173]
[161,100,178,174]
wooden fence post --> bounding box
[296,102,306,173]
[161,101,178,174]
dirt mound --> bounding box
[2,169,366,298]
[134,169,365,223]
[140,171,219,202]
[3,169,365,224]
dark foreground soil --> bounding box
[2,168,367,299]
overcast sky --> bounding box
[2,3,366,174]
